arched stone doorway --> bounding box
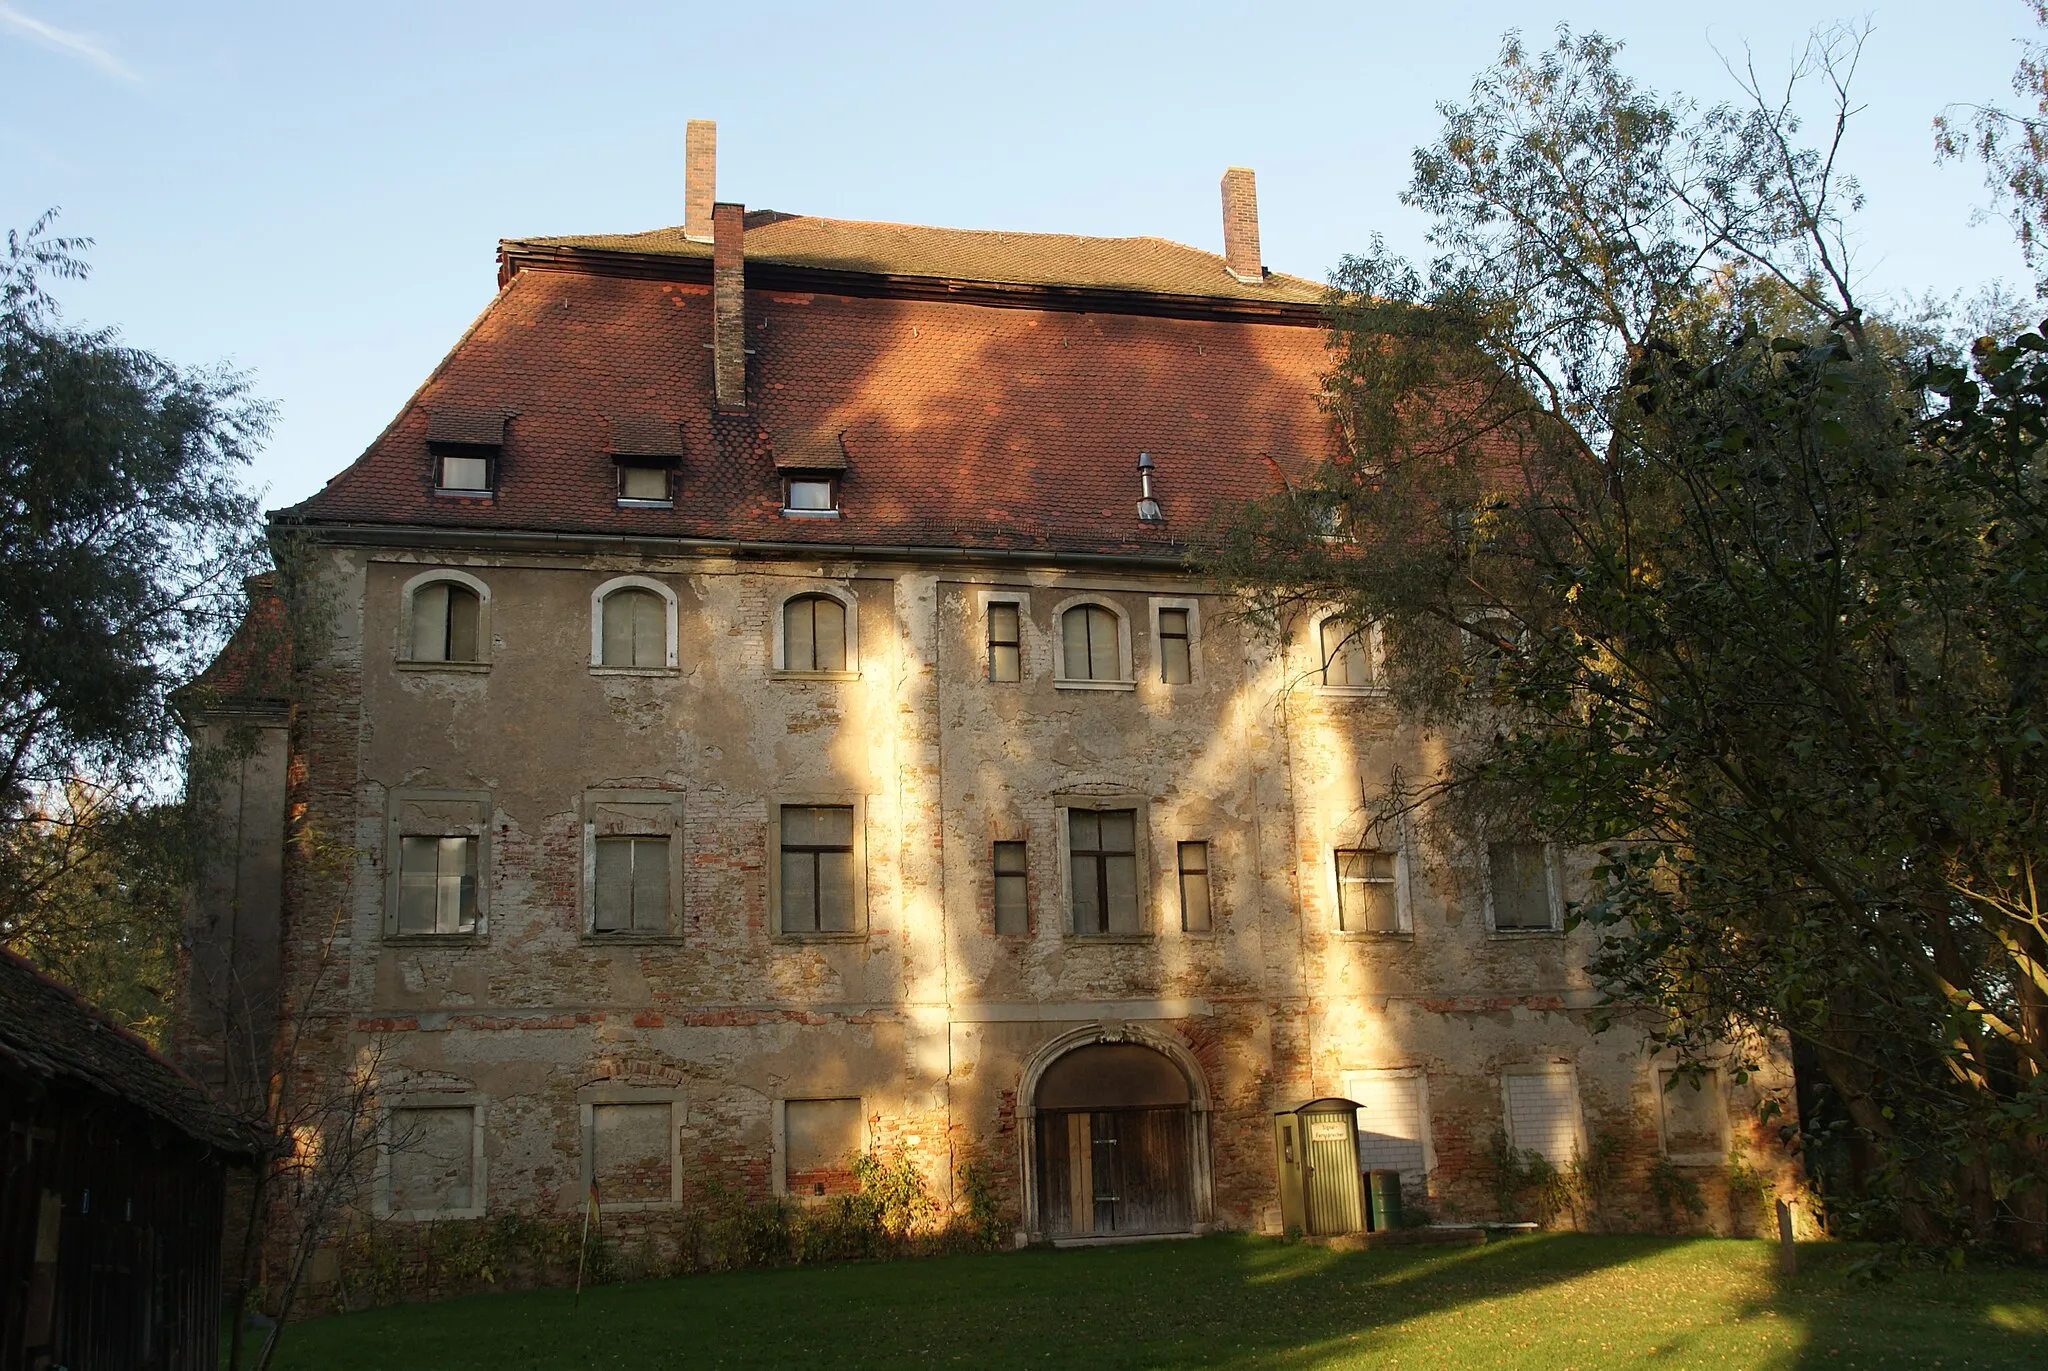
[1019,1027,1213,1241]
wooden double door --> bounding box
[1037,1106,1193,1238]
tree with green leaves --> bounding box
[1207,26,2047,1251]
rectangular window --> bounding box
[1069,808,1139,934]
[785,1098,863,1196]
[988,602,1021,682]
[780,805,856,933]
[594,835,669,934]
[1342,1071,1429,1187]
[437,453,492,492]
[618,464,671,504]
[1658,1068,1728,1161]
[590,1101,674,1204]
[1504,1069,1582,1165]
[786,478,836,512]
[397,836,478,935]
[1488,841,1557,930]
[1177,841,1212,932]
[389,1105,477,1214]
[1321,619,1375,687]
[1159,608,1192,684]
[994,840,1028,935]
[1335,848,1400,932]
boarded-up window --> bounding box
[1320,619,1374,686]
[1159,609,1192,685]
[600,588,667,667]
[786,1098,862,1195]
[397,836,478,935]
[1343,1071,1428,1186]
[591,1102,673,1203]
[1061,604,1120,681]
[1335,849,1400,932]
[988,603,1021,682]
[780,805,856,933]
[994,840,1028,934]
[1177,841,1212,932]
[1505,1069,1581,1165]
[784,594,848,672]
[409,581,481,662]
[1069,809,1139,934]
[1489,842,1556,930]
[594,836,669,934]
[390,1106,477,1213]
[1659,1069,1727,1160]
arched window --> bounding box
[1319,618,1375,687]
[599,588,667,668]
[1060,604,1121,682]
[401,571,490,665]
[783,594,848,673]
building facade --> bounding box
[185,123,1796,1254]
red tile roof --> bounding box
[282,228,1343,557]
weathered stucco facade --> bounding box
[186,126,1797,1260]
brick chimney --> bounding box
[1220,167,1263,284]
[685,120,716,243]
[712,201,747,412]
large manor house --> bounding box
[181,123,1794,1247]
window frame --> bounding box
[1331,844,1411,936]
[384,789,492,941]
[993,838,1030,936]
[1482,839,1565,935]
[1149,596,1201,687]
[1654,1065,1731,1166]
[773,586,860,679]
[774,1096,867,1199]
[378,1095,486,1221]
[1308,609,1385,696]
[582,788,685,941]
[397,568,492,670]
[781,475,840,518]
[1340,1067,1435,1192]
[588,575,680,673]
[580,1090,683,1211]
[431,446,497,497]
[1176,839,1213,934]
[615,461,675,508]
[1051,595,1135,690]
[1056,798,1151,940]
[768,795,869,940]
[1500,1062,1587,1167]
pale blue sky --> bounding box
[2,1,2037,509]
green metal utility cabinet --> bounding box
[1273,1097,1366,1235]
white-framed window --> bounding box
[1502,1064,1585,1166]
[1334,846,1409,933]
[770,797,867,936]
[782,476,839,517]
[1052,596,1133,689]
[1148,596,1201,686]
[385,790,491,938]
[1484,840,1563,933]
[434,450,495,494]
[589,575,679,671]
[382,1097,485,1220]
[1059,801,1147,936]
[583,789,683,938]
[1309,610,1382,693]
[1341,1068,1433,1194]
[582,1094,682,1209]
[774,587,859,676]
[779,1097,865,1197]
[398,568,491,666]
[1656,1067,1730,1165]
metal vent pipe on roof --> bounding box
[1137,452,1163,522]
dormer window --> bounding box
[427,410,508,497]
[618,464,671,505]
[785,477,836,514]
[772,428,849,519]
[608,415,682,509]
[438,452,493,492]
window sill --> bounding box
[617,499,674,509]
[1053,679,1137,692]
[583,933,686,945]
[383,1207,486,1222]
[1487,927,1565,939]
[1334,929,1414,941]
[432,489,495,500]
[1065,933,1154,945]
[773,670,859,682]
[397,659,491,673]
[382,933,489,945]
[774,931,869,943]
[589,666,679,677]
[780,508,842,519]
[1314,685,1390,699]
[1661,1152,1723,1169]
[596,1199,680,1213]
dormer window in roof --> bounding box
[427,409,508,497]
[774,429,849,519]
[608,415,683,509]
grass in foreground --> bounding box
[265,1232,2047,1370]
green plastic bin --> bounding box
[1368,1169,1403,1232]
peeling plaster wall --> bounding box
[255,544,1798,1254]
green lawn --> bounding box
[265,1233,2047,1370]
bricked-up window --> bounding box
[1658,1068,1728,1161]
[1069,809,1139,934]
[435,451,494,493]
[785,1098,863,1196]
[1488,841,1559,930]
[993,840,1028,934]
[1335,849,1400,932]
[600,588,667,668]
[590,1102,674,1204]
[389,1105,478,1215]
[1320,618,1375,687]
[784,594,848,672]
[398,837,478,935]
[988,603,1022,682]
[1159,609,1192,685]
[409,581,481,663]
[780,805,856,932]
[594,836,669,934]
[1060,604,1120,681]
[618,464,671,505]
[1177,840,1212,932]
[1504,1067,1583,1165]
